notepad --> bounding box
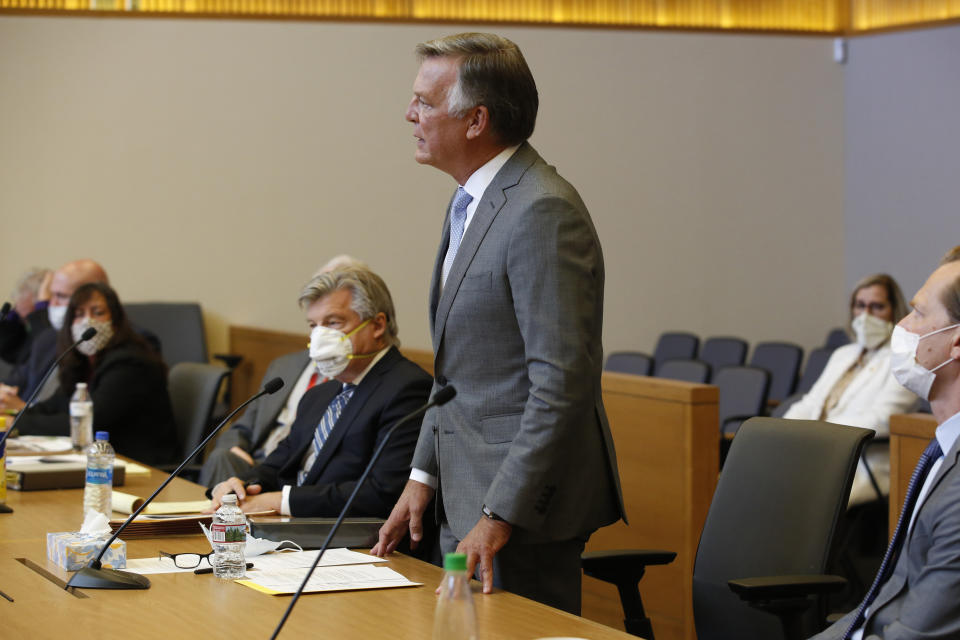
[236,564,421,595]
[111,490,211,515]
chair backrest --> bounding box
[692,417,873,640]
[748,342,804,403]
[797,346,835,395]
[653,332,700,373]
[700,337,748,380]
[124,302,208,367]
[168,362,229,459]
[824,327,851,350]
[714,366,770,435]
[656,358,711,384]
[604,351,653,376]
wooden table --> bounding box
[0,462,637,639]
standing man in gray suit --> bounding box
[811,247,960,640]
[373,33,625,614]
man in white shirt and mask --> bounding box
[810,245,960,639]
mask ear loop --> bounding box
[275,540,303,553]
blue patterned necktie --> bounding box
[441,187,473,288]
[843,437,943,638]
[297,384,355,486]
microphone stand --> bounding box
[0,327,97,453]
[66,378,285,590]
[269,385,456,639]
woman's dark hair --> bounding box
[56,282,162,391]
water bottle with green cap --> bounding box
[433,552,477,640]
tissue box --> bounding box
[46,532,126,571]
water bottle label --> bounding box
[211,523,247,543]
[70,402,92,416]
[86,466,113,485]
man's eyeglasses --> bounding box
[159,550,213,569]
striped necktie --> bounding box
[441,186,473,288]
[844,437,943,638]
[297,384,355,486]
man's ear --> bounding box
[465,105,490,141]
[371,312,388,341]
[950,327,960,361]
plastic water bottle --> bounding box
[83,431,114,518]
[432,552,477,640]
[211,494,247,579]
[70,383,94,451]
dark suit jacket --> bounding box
[14,344,179,466]
[240,346,432,518]
[412,142,625,543]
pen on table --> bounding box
[195,563,254,575]
[0,588,14,602]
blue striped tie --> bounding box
[297,384,355,486]
[843,437,943,638]
[441,187,473,288]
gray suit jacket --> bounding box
[411,142,626,543]
[213,350,312,454]
[811,435,960,639]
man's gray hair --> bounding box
[298,267,400,346]
[415,32,538,146]
[11,267,50,300]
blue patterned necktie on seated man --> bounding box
[297,384,355,486]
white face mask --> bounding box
[890,323,960,400]
[48,304,68,331]
[308,319,373,379]
[72,317,114,356]
[852,312,893,349]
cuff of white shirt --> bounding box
[281,485,292,516]
[409,468,437,490]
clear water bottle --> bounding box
[211,494,247,579]
[83,431,114,518]
[432,552,477,640]
[70,383,94,451]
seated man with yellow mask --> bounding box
[208,267,431,517]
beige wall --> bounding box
[0,17,846,360]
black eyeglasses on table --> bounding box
[158,550,213,569]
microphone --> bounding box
[0,302,11,321]
[269,385,457,639]
[0,327,98,452]
[65,377,285,590]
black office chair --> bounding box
[715,365,770,437]
[656,358,711,383]
[772,347,835,418]
[653,332,700,374]
[582,418,873,640]
[749,342,804,406]
[824,327,851,350]
[165,362,230,477]
[605,351,654,376]
[700,337,748,381]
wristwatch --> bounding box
[482,504,507,522]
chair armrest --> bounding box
[213,353,243,369]
[728,574,847,601]
[582,549,676,584]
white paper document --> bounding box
[125,548,383,575]
[236,564,421,595]
[4,435,72,453]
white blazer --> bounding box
[784,342,918,506]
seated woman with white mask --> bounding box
[783,273,918,506]
[13,282,178,466]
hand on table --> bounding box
[455,517,512,594]
[0,385,24,412]
[371,479,435,556]
[208,477,259,511]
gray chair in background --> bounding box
[165,362,229,477]
[125,302,208,367]
[700,337,748,381]
[605,351,654,376]
[749,342,804,406]
[772,346,836,418]
[824,327,850,350]
[582,418,873,640]
[653,332,700,374]
[657,358,711,384]
[715,366,770,437]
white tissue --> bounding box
[198,522,301,557]
[80,509,112,536]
